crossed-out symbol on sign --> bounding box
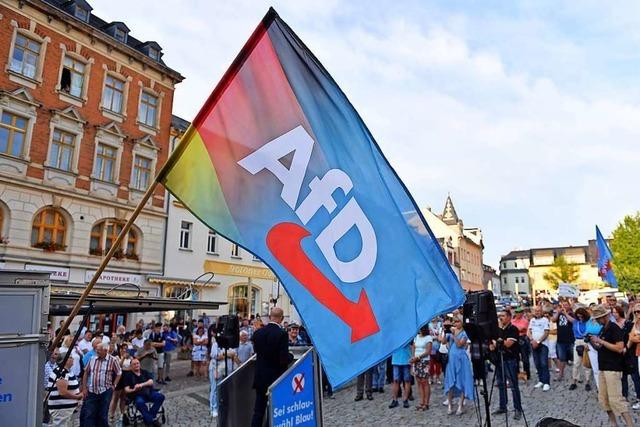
[292,373,305,394]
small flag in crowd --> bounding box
[158,8,464,386]
[596,225,618,288]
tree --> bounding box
[543,255,580,290]
[610,213,640,294]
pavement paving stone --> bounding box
[66,359,640,426]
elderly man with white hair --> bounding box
[80,342,122,426]
[237,330,254,364]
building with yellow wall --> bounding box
[500,241,604,297]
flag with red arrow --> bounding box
[159,8,465,387]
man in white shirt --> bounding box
[78,330,93,355]
[528,306,551,391]
[131,330,146,352]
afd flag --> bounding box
[159,8,465,386]
[596,226,618,288]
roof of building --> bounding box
[39,0,183,80]
[501,250,531,260]
[171,115,190,132]
[441,195,460,225]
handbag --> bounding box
[575,344,585,357]
[582,346,591,369]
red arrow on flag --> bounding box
[266,222,380,343]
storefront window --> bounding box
[228,284,261,318]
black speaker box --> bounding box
[216,314,240,349]
[462,290,499,342]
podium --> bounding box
[217,347,323,427]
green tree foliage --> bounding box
[610,213,640,293]
[543,255,580,290]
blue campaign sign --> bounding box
[270,351,319,427]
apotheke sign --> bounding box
[85,270,141,285]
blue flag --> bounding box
[596,226,618,288]
[160,8,465,387]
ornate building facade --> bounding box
[421,195,485,291]
[0,0,182,332]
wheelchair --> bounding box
[122,392,167,426]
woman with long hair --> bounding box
[585,307,604,389]
[569,306,592,390]
[192,325,208,377]
[441,316,474,415]
[622,304,640,406]
[411,325,433,410]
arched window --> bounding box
[90,219,139,260]
[31,208,66,251]
[228,284,261,318]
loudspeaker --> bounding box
[216,315,240,349]
[463,290,499,343]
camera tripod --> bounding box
[471,341,529,427]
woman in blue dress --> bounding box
[442,315,474,415]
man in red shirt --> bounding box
[511,307,531,380]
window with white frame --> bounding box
[0,112,28,158]
[131,155,152,190]
[179,221,192,250]
[60,56,85,98]
[102,75,125,114]
[231,243,241,258]
[10,34,41,79]
[93,143,117,182]
[49,129,75,171]
[138,91,158,127]
[207,231,217,254]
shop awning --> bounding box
[49,292,225,315]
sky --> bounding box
[93,0,640,268]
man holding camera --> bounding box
[589,304,633,427]
[490,309,523,421]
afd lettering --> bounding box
[238,126,377,283]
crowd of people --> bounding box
[44,311,311,426]
[350,294,640,427]
[44,293,640,427]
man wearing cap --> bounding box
[589,304,634,427]
[287,323,308,347]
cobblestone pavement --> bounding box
[86,359,640,426]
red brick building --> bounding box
[0,0,183,332]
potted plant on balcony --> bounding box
[34,241,66,252]
[89,247,103,256]
[112,248,125,260]
[125,251,139,261]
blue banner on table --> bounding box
[596,225,618,288]
[270,352,318,427]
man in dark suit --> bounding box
[251,307,291,427]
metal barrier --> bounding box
[217,354,257,427]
